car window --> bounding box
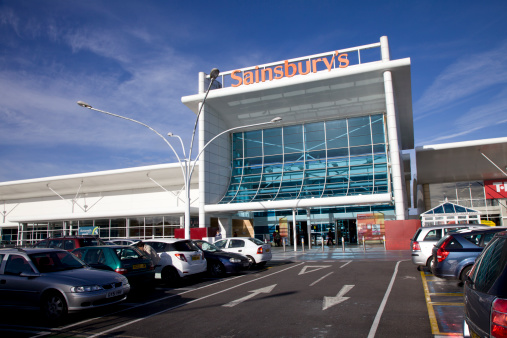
[214,240,227,249]
[481,232,498,247]
[471,237,507,293]
[412,228,422,241]
[4,254,34,275]
[423,230,441,241]
[445,237,463,249]
[463,234,482,246]
[115,247,142,260]
[64,240,76,251]
[80,238,104,246]
[144,242,167,253]
[248,238,264,245]
[48,239,63,249]
[30,251,85,272]
[0,254,3,265]
[229,240,245,248]
[444,227,466,234]
[34,240,48,248]
[173,240,199,252]
[83,248,107,264]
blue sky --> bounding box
[1,0,506,182]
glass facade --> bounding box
[220,114,388,204]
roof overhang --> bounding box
[8,206,199,223]
[416,137,507,184]
[182,58,413,150]
[0,163,196,200]
[204,193,392,213]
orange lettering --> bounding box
[312,58,322,72]
[284,60,297,78]
[338,53,349,68]
[231,70,243,87]
[244,71,254,85]
[298,60,311,75]
[274,65,283,79]
[322,55,334,71]
[255,66,259,83]
[262,68,273,82]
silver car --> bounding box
[0,248,130,321]
[411,224,488,268]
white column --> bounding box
[306,209,312,250]
[198,72,207,229]
[292,209,297,251]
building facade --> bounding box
[6,36,477,246]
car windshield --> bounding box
[214,240,227,249]
[248,238,265,246]
[30,251,86,272]
[196,241,219,252]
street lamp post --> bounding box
[77,69,282,239]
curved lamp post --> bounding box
[77,69,282,239]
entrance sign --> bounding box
[279,217,288,238]
[231,52,349,87]
[485,179,507,199]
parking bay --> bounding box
[0,259,465,337]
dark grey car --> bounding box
[0,248,130,321]
[464,230,507,337]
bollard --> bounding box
[342,237,345,252]
[302,238,305,252]
[362,237,366,251]
[321,236,324,251]
[283,238,286,252]
[383,235,386,250]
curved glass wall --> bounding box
[219,114,388,204]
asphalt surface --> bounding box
[0,244,460,337]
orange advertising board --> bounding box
[357,213,385,241]
[279,217,288,238]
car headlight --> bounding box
[229,258,242,263]
[71,285,103,293]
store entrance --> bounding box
[335,219,357,244]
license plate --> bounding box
[106,289,123,298]
[191,255,200,261]
[133,264,146,270]
[243,262,249,267]
[266,248,270,252]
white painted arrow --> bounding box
[298,265,331,275]
[322,284,354,310]
[223,284,277,308]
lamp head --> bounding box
[77,101,92,109]
[270,117,282,123]
[167,132,173,137]
[209,68,220,80]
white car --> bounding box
[214,237,272,267]
[143,239,206,285]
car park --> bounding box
[431,227,506,281]
[33,236,106,252]
[214,237,272,267]
[0,247,130,321]
[463,230,507,337]
[193,240,250,277]
[143,239,207,285]
[411,224,488,269]
[72,245,154,287]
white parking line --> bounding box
[87,262,305,338]
[367,260,403,338]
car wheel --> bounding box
[246,255,256,267]
[162,266,181,287]
[42,291,68,322]
[426,256,433,270]
[257,261,267,267]
[460,265,473,282]
[210,262,225,277]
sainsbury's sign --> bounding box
[230,51,349,87]
[485,179,507,199]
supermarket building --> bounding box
[1,36,506,247]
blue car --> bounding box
[431,227,506,281]
[463,230,507,337]
[193,240,250,277]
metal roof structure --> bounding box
[416,137,507,185]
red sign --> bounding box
[485,179,507,199]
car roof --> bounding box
[0,247,67,254]
[73,245,134,250]
[420,224,487,230]
[452,226,507,235]
[143,238,189,243]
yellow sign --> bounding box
[481,220,496,227]
[279,217,288,238]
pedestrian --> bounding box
[274,231,281,247]
[136,241,160,266]
[233,231,238,237]
[326,229,334,246]
[215,229,222,241]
